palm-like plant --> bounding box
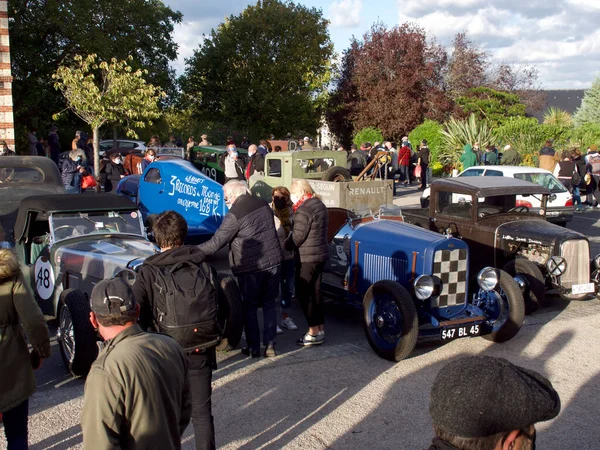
[543,107,573,127]
[439,114,495,167]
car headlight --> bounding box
[546,256,567,277]
[477,267,498,291]
[414,275,434,300]
[594,254,600,270]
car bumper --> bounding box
[545,206,574,223]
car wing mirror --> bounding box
[549,194,557,202]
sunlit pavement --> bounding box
[2,190,600,450]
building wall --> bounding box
[0,0,14,150]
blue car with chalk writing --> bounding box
[117,159,227,238]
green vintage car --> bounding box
[190,145,249,184]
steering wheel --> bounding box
[53,225,77,239]
[509,206,529,213]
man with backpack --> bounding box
[132,211,219,450]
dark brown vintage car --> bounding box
[402,177,598,313]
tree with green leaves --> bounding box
[9,0,181,146]
[574,77,600,126]
[456,87,526,127]
[53,54,165,179]
[179,0,334,139]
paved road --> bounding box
[2,188,600,450]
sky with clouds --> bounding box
[167,0,600,89]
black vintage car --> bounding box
[0,156,65,240]
[402,177,599,314]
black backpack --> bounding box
[151,261,221,352]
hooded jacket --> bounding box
[0,249,50,413]
[132,246,207,330]
[459,144,477,170]
[81,325,192,450]
[198,194,283,275]
[500,147,520,166]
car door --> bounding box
[432,190,476,240]
[138,167,165,217]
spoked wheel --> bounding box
[363,280,418,362]
[472,269,524,343]
[57,289,98,376]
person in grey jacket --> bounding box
[286,179,329,346]
[198,181,283,357]
[0,248,51,449]
[82,277,191,450]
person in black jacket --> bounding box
[59,149,87,194]
[245,144,265,179]
[198,181,283,357]
[103,153,126,193]
[285,179,329,346]
[417,140,430,190]
[132,211,214,450]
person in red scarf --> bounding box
[245,144,265,180]
[285,179,329,346]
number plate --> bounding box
[571,283,595,295]
[441,324,481,341]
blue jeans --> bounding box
[2,399,29,449]
[573,186,581,206]
[237,265,281,351]
[399,165,409,183]
[281,259,295,311]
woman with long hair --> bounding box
[271,186,298,334]
[285,179,328,345]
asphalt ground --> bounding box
[2,186,600,449]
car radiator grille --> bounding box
[432,249,468,307]
[363,253,407,287]
[559,240,589,288]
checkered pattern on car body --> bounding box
[432,249,467,307]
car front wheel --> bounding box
[503,258,545,315]
[57,289,98,376]
[363,280,418,362]
[474,269,525,343]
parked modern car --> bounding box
[99,139,147,155]
[117,159,227,238]
[7,193,242,376]
[404,177,599,315]
[0,156,66,241]
[321,208,525,362]
[420,166,573,225]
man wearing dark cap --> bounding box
[81,277,191,450]
[428,355,560,450]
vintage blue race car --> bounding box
[117,159,227,238]
[322,209,525,362]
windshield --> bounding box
[49,211,145,242]
[0,167,44,183]
[513,173,566,193]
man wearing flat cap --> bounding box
[81,277,192,450]
[428,355,560,450]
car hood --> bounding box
[54,236,159,280]
[496,220,583,247]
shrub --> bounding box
[353,127,384,148]
[543,107,573,127]
[409,120,443,161]
[439,114,495,167]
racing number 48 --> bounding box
[37,266,51,289]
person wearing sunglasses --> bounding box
[427,355,560,450]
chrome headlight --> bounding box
[477,267,498,291]
[414,275,434,300]
[594,254,600,270]
[546,256,567,277]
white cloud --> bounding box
[396,0,600,88]
[329,0,362,28]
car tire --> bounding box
[363,280,418,362]
[57,289,98,376]
[503,258,545,315]
[215,275,243,352]
[322,166,352,182]
[481,269,525,343]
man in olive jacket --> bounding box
[0,248,51,448]
[82,277,191,450]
